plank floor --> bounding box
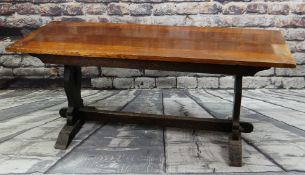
[0,89,305,174]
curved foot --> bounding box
[55,119,84,150]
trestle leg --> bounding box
[229,75,243,166]
[55,65,84,150]
[54,67,248,167]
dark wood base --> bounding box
[56,107,250,166]
[59,107,253,133]
[55,65,249,167]
[55,119,84,150]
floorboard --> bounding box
[262,89,305,103]
[200,90,305,171]
[0,89,304,174]
[48,90,165,174]
[239,90,305,113]
[0,89,36,99]
[0,90,116,174]
[208,90,305,132]
[164,90,280,173]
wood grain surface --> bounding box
[6,21,295,68]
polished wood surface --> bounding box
[6,21,295,68]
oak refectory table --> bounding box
[6,21,296,167]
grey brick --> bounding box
[33,0,71,3]
[48,67,61,78]
[282,77,305,89]
[63,3,83,16]
[197,77,218,89]
[221,77,272,89]
[246,3,268,14]
[268,3,289,15]
[287,41,298,52]
[40,4,63,16]
[91,77,113,89]
[255,68,274,76]
[0,55,5,65]
[294,52,305,64]
[273,16,293,28]
[12,68,51,77]
[177,76,197,89]
[107,3,129,16]
[175,3,200,15]
[156,77,176,89]
[267,77,283,89]
[243,77,270,89]
[76,0,118,2]
[292,16,305,28]
[0,37,15,54]
[219,76,234,88]
[1,55,22,68]
[296,41,305,52]
[284,29,305,41]
[113,78,134,89]
[102,67,142,77]
[135,77,155,89]
[167,0,209,1]
[21,55,44,67]
[276,65,305,76]
[291,3,305,14]
[0,66,13,77]
[153,3,176,16]
[222,15,274,28]
[82,66,100,78]
[84,4,106,15]
[223,3,245,15]
[57,67,64,77]
[16,3,39,15]
[0,3,15,15]
[3,15,48,28]
[130,4,152,16]
[200,2,222,14]
[122,0,162,2]
[175,2,221,15]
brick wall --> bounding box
[1,0,305,89]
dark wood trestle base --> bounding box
[55,65,257,167]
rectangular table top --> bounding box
[6,21,296,68]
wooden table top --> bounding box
[6,21,295,68]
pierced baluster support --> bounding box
[229,75,243,167]
[55,65,84,150]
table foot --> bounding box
[229,134,242,167]
[55,119,84,150]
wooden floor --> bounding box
[1,89,305,174]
